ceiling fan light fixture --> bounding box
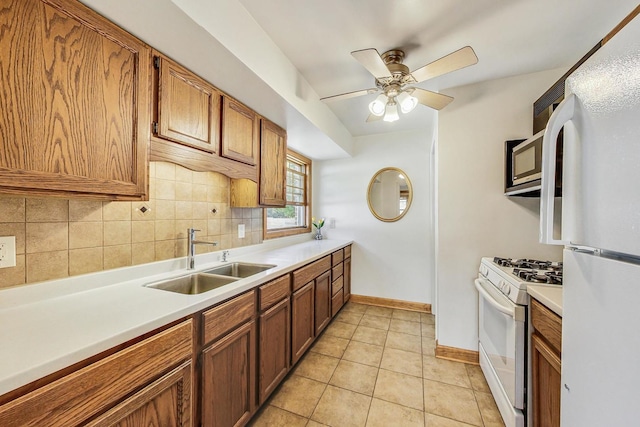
[397,90,418,114]
[368,94,388,116]
[383,101,399,122]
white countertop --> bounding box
[0,237,351,396]
[527,284,563,317]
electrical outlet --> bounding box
[0,236,16,269]
[238,224,245,239]
[329,218,336,229]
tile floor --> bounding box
[249,302,505,427]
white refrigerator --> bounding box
[539,11,640,427]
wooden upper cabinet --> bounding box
[221,97,259,166]
[154,55,221,153]
[259,120,287,206]
[0,0,150,199]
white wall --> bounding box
[314,126,437,304]
[437,69,565,351]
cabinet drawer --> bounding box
[531,298,562,354]
[344,245,351,258]
[332,276,344,296]
[332,263,343,281]
[203,291,256,344]
[0,320,192,427]
[259,275,290,311]
[332,249,344,266]
[292,256,331,291]
[331,291,344,317]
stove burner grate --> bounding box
[493,257,562,270]
[513,268,563,285]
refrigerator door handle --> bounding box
[540,93,576,245]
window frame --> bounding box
[263,149,312,240]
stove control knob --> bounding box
[499,280,507,291]
[505,286,512,296]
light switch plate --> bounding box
[238,224,245,239]
[0,236,16,268]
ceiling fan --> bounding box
[320,46,478,122]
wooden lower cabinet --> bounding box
[530,298,562,427]
[531,334,561,427]
[314,270,332,336]
[343,255,352,301]
[291,281,315,365]
[0,321,193,427]
[85,361,192,427]
[201,320,257,427]
[258,298,290,404]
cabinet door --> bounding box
[202,320,257,427]
[531,333,561,427]
[155,56,221,153]
[221,98,259,165]
[0,0,150,199]
[314,270,331,336]
[291,281,314,365]
[343,256,352,301]
[0,321,192,427]
[85,362,192,427]
[259,298,290,404]
[259,120,286,206]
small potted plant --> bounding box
[312,217,325,240]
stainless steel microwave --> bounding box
[505,129,562,196]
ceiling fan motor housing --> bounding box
[377,49,413,89]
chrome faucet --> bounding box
[222,250,230,262]
[187,228,218,270]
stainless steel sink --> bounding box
[145,274,239,295]
[201,262,277,278]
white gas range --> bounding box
[475,257,562,427]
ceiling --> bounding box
[237,0,638,137]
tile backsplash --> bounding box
[0,162,263,289]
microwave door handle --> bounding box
[474,278,517,319]
[540,94,575,245]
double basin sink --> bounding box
[145,262,276,295]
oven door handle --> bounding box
[474,278,521,320]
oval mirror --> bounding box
[367,167,413,222]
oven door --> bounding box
[474,277,526,423]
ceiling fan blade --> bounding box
[411,88,454,110]
[410,46,478,83]
[366,113,383,122]
[320,88,378,102]
[351,49,393,79]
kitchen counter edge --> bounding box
[527,284,563,317]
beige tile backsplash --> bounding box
[0,162,263,289]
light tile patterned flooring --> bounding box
[249,302,505,427]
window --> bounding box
[264,149,311,239]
